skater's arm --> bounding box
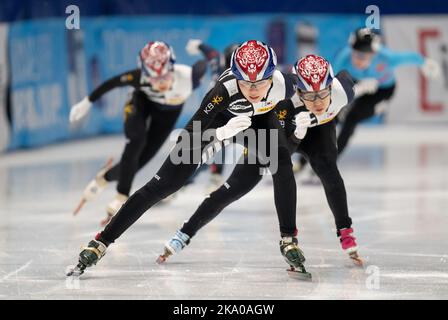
[332,47,352,74]
[186,40,221,83]
[184,83,230,134]
[192,59,208,89]
[275,99,306,146]
[186,39,220,61]
[88,69,141,103]
[69,69,141,123]
[384,47,425,68]
[384,48,441,78]
[198,43,220,62]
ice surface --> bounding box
[0,126,447,299]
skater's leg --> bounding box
[104,162,120,182]
[104,91,150,196]
[104,99,136,183]
[310,158,351,231]
[181,159,262,238]
[336,97,375,155]
[300,123,362,265]
[254,112,297,236]
[99,151,199,245]
[98,112,230,244]
[158,157,263,262]
[273,146,297,236]
[302,123,352,232]
[135,107,182,170]
[337,85,395,155]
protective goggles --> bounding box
[146,72,174,84]
[238,77,272,89]
[299,87,331,102]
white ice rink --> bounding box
[0,125,447,300]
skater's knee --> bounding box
[311,156,336,171]
[272,158,294,182]
[310,157,339,180]
[208,181,253,205]
[139,176,184,200]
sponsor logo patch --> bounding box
[204,103,215,114]
[212,95,223,105]
[277,109,287,120]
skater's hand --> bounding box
[421,58,441,79]
[216,115,252,141]
[186,39,203,56]
[69,97,92,123]
[354,79,378,97]
[293,112,316,140]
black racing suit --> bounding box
[194,42,234,176]
[298,82,396,169]
[86,61,208,196]
[179,71,356,240]
[97,69,299,245]
[337,84,395,155]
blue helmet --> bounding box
[230,40,277,81]
[293,54,334,92]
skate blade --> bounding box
[73,198,87,216]
[349,252,364,267]
[287,268,312,281]
[156,254,168,264]
[66,266,84,277]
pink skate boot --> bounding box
[339,228,363,266]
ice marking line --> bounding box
[381,272,448,279]
[0,260,33,282]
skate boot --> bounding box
[73,158,113,215]
[339,228,363,266]
[66,238,107,277]
[279,236,312,280]
[101,193,128,226]
[292,159,303,173]
[156,230,190,264]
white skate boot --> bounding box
[156,230,190,264]
[73,158,113,215]
[101,193,128,226]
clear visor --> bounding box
[299,87,331,102]
[145,71,173,84]
[238,78,272,89]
